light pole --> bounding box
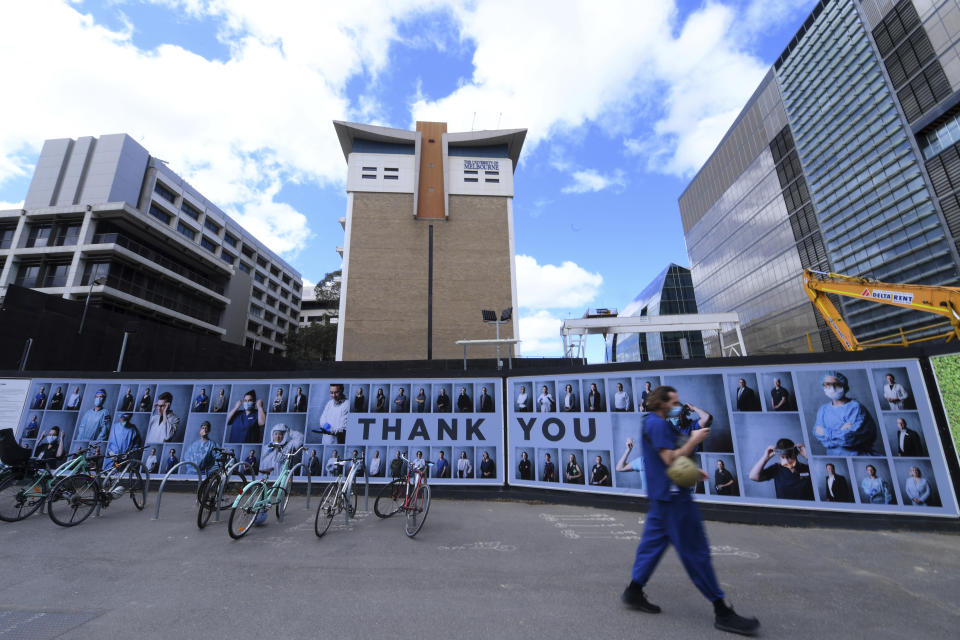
[482,307,512,370]
[78,275,107,335]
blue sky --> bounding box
[0,0,817,360]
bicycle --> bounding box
[0,429,72,522]
[314,453,365,538]
[100,446,148,511]
[227,444,303,539]
[197,448,247,529]
[398,454,433,538]
[46,444,142,527]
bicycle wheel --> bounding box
[275,475,293,521]
[101,463,144,510]
[197,473,222,529]
[228,483,263,539]
[0,471,46,522]
[313,482,339,538]
[345,480,359,517]
[404,484,431,538]
[48,474,100,527]
[373,479,404,518]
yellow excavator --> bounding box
[802,269,960,350]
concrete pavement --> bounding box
[0,491,957,639]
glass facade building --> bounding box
[605,264,706,362]
[679,0,960,355]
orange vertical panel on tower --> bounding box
[416,121,447,219]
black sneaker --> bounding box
[714,607,760,636]
[620,585,661,613]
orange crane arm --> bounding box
[802,269,960,350]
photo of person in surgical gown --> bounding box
[104,413,141,470]
[182,421,218,475]
[812,371,878,456]
[259,424,303,476]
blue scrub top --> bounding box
[228,411,260,443]
[642,414,698,501]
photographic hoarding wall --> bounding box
[507,358,959,517]
[15,377,504,486]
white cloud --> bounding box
[518,310,564,357]
[0,200,23,210]
[515,254,602,311]
[561,169,626,194]
[411,0,810,176]
[0,0,433,257]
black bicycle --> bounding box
[197,448,247,529]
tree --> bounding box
[284,322,337,361]
[314,269,341,302]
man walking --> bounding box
[621,385,759,636]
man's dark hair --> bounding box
[158,391,173,403]
[645,386,677,412]
[244,389,257,400]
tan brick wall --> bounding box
[341,192,514,361]
[341,192,428,360]
[433,194,514,360]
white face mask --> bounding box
[824,387,845,401]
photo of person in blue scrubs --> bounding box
[812,371,877,456]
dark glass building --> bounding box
[679,0,960,355]
[605,264,706,362]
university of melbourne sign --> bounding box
[464,160,500,171]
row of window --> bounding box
[151,181,295,290]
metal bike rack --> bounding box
[96,459,152,518]
[152,461,201,520]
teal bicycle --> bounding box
[0,432,100,523]
[228,444,303,539]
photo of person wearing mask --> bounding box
[259,424,303,476]
[226,390,265,444]
[812,371,877,456]
[33,426,64,461]
[182,421,218,475]
[104,413,141,470]
[75,388,111,441]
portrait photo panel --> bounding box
[734,412,809,501]
[795,368,884,457]
[852,458,899,506]
[893,458,941,508]
[661,373,732,453]
[872,367,915,411]
[759,371,796,412]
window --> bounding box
[264,311,275,323]
[485,178,500,183]
[176,222,196,241]
[238,262,251,274]
[224,233,238,248]
[24,223,52,248]
[267,295,277,307]
[254,271,265,284]
[256,256,268,268]
[362,174,376,179]
[278,302,288,314]
[204,218,221,234]
[181,200,201,220]
[270,266,280,277]
[464,177,479,183]
[14,263,41,287]
[464,170,478,174]
[282,274,291,285]
[154,181,176,204]
[268,281,278,292]
[149,204,172,225]
[384,174,399,180]
[242,246,255,259]
[52,222,82,247]
[362,166,376,171]
[384,167,399,180]
[250,305,262,318]
[0,224,15,249]
[220,252,235,265]
[200,237,217,253]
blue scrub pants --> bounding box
[631,493,724,602]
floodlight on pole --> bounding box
[78,276,107,335]
[482,307,513,370]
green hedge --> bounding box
[931,353,960,458]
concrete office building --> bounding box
[0,134,302,354]
[605,264,707,362]
[679,0,960,355]
[333,120,525,361]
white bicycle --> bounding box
[314,454,364,538]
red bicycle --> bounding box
[399,454,432,537]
